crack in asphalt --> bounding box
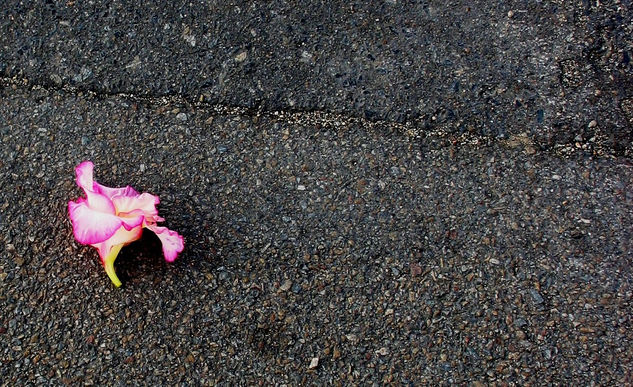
[1,75,626,160]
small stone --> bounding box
[235,51,248,62]
[410,263,422,277]
[514,318,527,328]
[280,279,292,291]
[300,51,313,63]
[126,56,142,70]
[297,185,306,191]
[544,349,552,359]
[529,289,544,304]
[308,357,319,369]
[376,347,389,356]
[176,112,188,121]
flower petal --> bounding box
[75,161,96,192]
[95,182,139,200]
[92,226,143,257]
[74,161,117,214]
[118,211,146,230]
[68,199,123,244]
[113,192,160,218]
[145,215,165,225]
[146,225,184,262]
[85,190,117,214]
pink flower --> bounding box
[68,161,184,287]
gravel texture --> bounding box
[1,1,632,155]
[2,1,633,384]
[1,81,632,384]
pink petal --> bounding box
[77,160,139,200]
[113,192,160,218]
[75,161,96,191]
[68,199,123,244]
[118,210,146,230]
[95,182,139,200]
[84,190,116,214]
[92,226,144,261]
[143,213,166,226]
[146,225,184,262]
[74,161,116,214]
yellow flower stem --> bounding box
[104,244,124,287]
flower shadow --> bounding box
[113,231,170,286]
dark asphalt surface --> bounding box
[1,1,633,385]
[1,1,632,155]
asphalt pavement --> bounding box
[1,1,632,384]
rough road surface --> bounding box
[1,0,632,385]
[2,0,632,155]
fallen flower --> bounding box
[68,161,184,287]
